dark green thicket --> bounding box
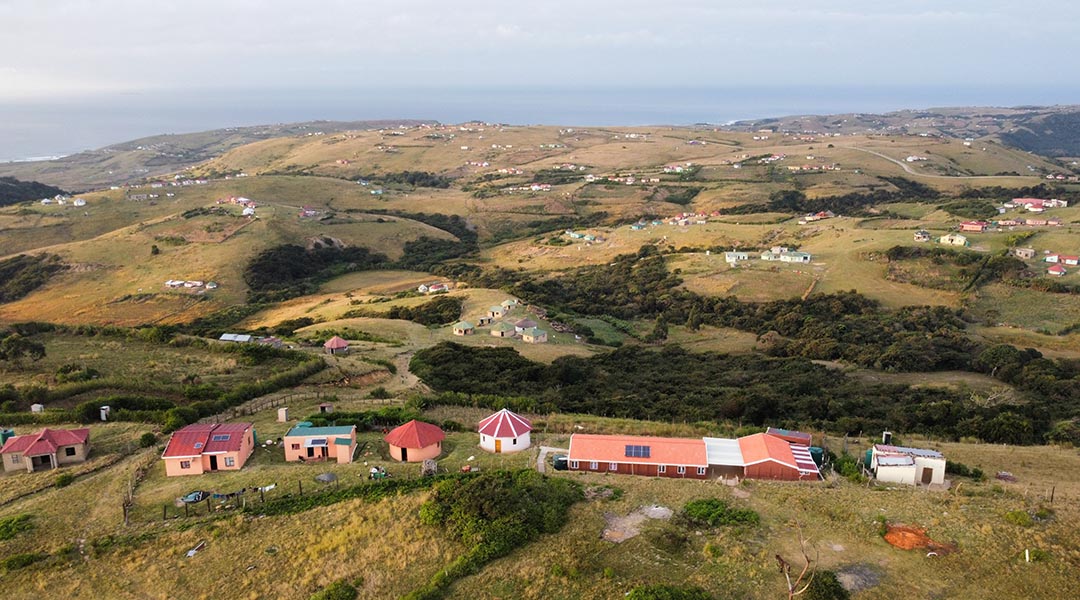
[0,254,65,303]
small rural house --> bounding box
[488,305,507,319]
[1,428,91,473]
[324,336,349,355]
[1048,265,1067,277]
[384,420,445,462]
[452,321,475,336]
[284,424,357,464]
[738,433,820,481]
[219,333,252,343]
[779,251,812,264]
[940,233,968,247]
[162,423,255,476]
[1011,247,1037,260]
[871,444,946,486]
[914,230,931,242]
[477,408,532,453]
[724,251,750,263]
[514,318,538,333]
[500,299,518,310]
[567,434,710,479]
[476,316,493,326]
[520,327,548,343]
[490,322,516,337]
[765,427,812,446]
[959,221,988,233]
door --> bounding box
[307,447,315,458]
[209,455,218,471]
[495,439,502,453]
[921,468,933,484]
[401,447,408,461]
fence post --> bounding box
[298,480,303,496]
[163,505,167,521]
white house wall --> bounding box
[479,431,531,453]
[875,464,916,485]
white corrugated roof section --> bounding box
[790,444,820,476]
[703,437,744,466]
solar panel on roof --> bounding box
[624,444,651,458]
[211,434,230,442]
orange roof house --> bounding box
[384,420,445,462]
[324,336,350,355]
[738,433,819,481]
[567,434,709,479]
[1,428,91,473]
[161,423,255,476]
[477,408,532,453]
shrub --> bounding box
[1,552,47,571]
[0,514,33,540]
[310,579,359,600]
[138,432,158,448]
[803,570,850,600]
[55,472,75,488]
[682,498,760,527]
[368,386,391,399]
[1004,510,1034,527]
[626,584,714,600]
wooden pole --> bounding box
[206,497,211,514]
[260,488,265,503]
[163,505,168,521]
[185,503,189,517]
[298,480,303,496]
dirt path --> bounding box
[842,145,1038,181]
[387,351,427,393]
[536,446,568,474]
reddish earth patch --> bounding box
[884,524,958,555]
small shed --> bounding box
[490,322,516,338]
[478,408,532,453]
[318,403,334,414]
[324,336,350,355]
[384,420,445,463]
[277,407,290,423]
[500,299,518,310]
[871,444,946,486]
[514,318,538,333]
[30,404,44,414]
[452,321,475,336]
[488,306,506,319]
[520,327,548,344]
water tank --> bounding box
[809,446,824,466]
[0,429,15,446]
[552,455,568,471]
[864,449,874,469]
[100,406,111,421]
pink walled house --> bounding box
[162,423,255,476]
[283,424,357,464]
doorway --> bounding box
[495,439,502,453]
[401,447,408,461]
[921,467,933,484]
[209,455,218,471]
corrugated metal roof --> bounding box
[478,408,532,438]
[874,444,943,459]
[568,434,708,467]
[789,444,821,476]
[285,425,355,437]
[703,437,744,466]
[877,455,915,467]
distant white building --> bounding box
[871,444,946,486]
[724,251,750,263]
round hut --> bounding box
[384,420,445,462]
[477,408,532,453]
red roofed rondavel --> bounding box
[324,336,350,355]
[1,428,91,473]
[384,420,445,462]
[478,408,532,453]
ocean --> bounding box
[1,85,1078,162]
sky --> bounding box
[2,0,1078,99]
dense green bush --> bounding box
[310,579,359,600]
[682,499,760,527]
[803,570,850,600]
[55,472,75,488]
[139,432,158,448]
[1,552,47,571]
[0,514,33,540]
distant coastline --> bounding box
[3,84,1079,161]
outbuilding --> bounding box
[477,408,532,453]
[490,322,516,337]
[452,321,475,336]
[737,433,819,481]
[384,420,445,462]
[284,424,357,464]
[871,444,945,486]
[324,336,350,355]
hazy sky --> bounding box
[2,0,1077,99]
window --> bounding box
[193,442,203,449]
[697,467,707,476]
[211,434,231,442]
[11,453,20,464]
[589,461,598,470]
[291,443,300,450]
[624,444,651,458]
[569,460,579,469]
[180,461,191,469]
[65,447,76,457]
[512,438,517,445]
[609,462,618,471]
[677,466,686,475]
[658,465,666,474]
[224,457,235,467]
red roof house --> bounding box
[384,420,445,462]
[1,428,91,473]
[478,408,532,453]
[567,434,709,479]
[162,423,255,476]
[1048,264,1067,277]
[765,427,812,446]
[738,433,819,481]
[324,336,350,355]
[959,221,988,233]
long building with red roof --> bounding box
[1,428,91,473]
